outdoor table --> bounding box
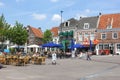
[31,56,45,65]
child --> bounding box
[52,51,57,65]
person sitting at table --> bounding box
[32,52,37,57]
[32,52,40,57]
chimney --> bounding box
[80,16,82,19]
[99,12,102,15]
[38,27,41,30]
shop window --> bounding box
[117,44,120,51]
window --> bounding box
[79,33,82,41]
[84,33,89,39]
[99,44,109,50]
[117,44,120,51]
[104,44,109,49]
[99,44,103,49]
[90,33,95,40]
[64,21,70,27]
[101,33,106,39]
[84,23,89,29]
[112,32,118,39]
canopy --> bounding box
[42,42,62,48]
[73,44,84,48]
[27,44,39,48]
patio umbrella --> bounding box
[42,42,62,48]
[73,44,84,48]
[27,44,39,48]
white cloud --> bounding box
[85,9,91,13]
[32,13,47,20]
[0,2,5,7]
[65,1,75,7]
[50,0,59,3]
[52,14,61,22]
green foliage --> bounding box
[43,29,52,43]
[0,14,10,42]
[0,14,10,51]
[9,21,28,46]
[9,48,15,54]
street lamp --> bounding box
[110,30,114,55]
[60,10,63,32]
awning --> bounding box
[27,44,39,48]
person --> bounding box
[71,50,75,58]
[86,50,92,60]
[32,53,37,57]
[79,51,83,59]
[52,51,57,65]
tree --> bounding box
[43,29,52,43]
[9,21,28,51]
[0,14,10,51]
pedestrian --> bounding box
[52,51,57,65]
[79,51,83,59]
[71,50,75,58]
[86,50,92,60]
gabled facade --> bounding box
[50,27,59,44]
[59,18,78,51]
[75,16,99,51]
[27,25,43,45]
[97,13,120,55]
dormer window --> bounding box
[64,21,70,27]
[107,24,112,29]
[84,23,89,29]
[107,18,113,29]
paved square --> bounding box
[0,55,120,80]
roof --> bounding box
[28,26,43,38]
[77,16,99,29]
[51,27,59,37]
[60,18,78,28]
[98,13,120,29]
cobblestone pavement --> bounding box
[0,55,120,80]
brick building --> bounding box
[97,13,120,55]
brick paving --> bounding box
[0,55,120,80]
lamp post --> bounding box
[60,10,63,32]
[110,30,114,55]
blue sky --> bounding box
[0,0,120,31]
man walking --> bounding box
[86,50,92,60]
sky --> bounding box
[0,0,120,32]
